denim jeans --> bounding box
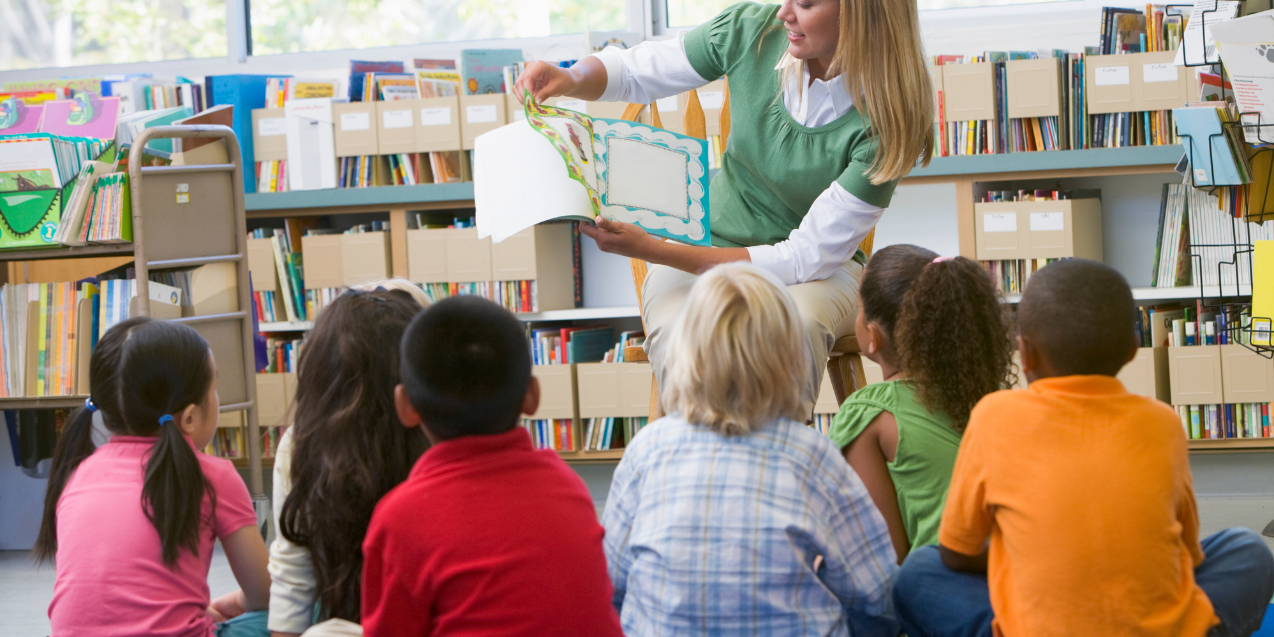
[216,610,270,637]
[893,527,1274,637]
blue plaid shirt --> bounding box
[602,415,898,636]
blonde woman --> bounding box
[601,263,899,636]
[514,0,933,415]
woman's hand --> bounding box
[209,590,247,621]
[578,217,661,260]
[513,62,578,105]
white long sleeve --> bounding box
[588,37,876,285]
[267,428,319,633]
[746,184,884,286]
[593,33,709,104]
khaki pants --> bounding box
[641,260,864,418]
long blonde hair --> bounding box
[662,263,809,435]
[778,0,934,184]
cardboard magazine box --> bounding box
[529,364,578,421]
[489,223,576,312]
[445,226,493,282]
[1168,345,1224,406]
[974,198,1102,261]
[300,234,344,289]
[341,231,390,287]
[576,362,652,418]
[332,102,378,157]
[375,100,420,155]
[406,227,449,284]
[941,62,997,123]
[1117,346,1170,402]
[1006,58,1062,120]
[460,94,507,150]
[251,108,288,162]
[1220,344,1274,403]
[416,96,462,153]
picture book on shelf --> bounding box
[475,93,711,247]
[0,98,44,134]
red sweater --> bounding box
[362,427,623,637]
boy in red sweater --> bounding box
[362,296,623,637]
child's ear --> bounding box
[521,376,541,417]
[177,403,199,437]
[864,321,887,355]
[394,384,423,429]
[1017,335,1039,383]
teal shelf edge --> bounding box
[244,182,475,211]
[906,145,1185,178]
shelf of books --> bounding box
[244,182,475,216]
[526,329,649,463]
[909,145,1185,180]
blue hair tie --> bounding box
[158,414,174,427]
[84,397,97,413]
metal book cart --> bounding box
[127,125,264,505]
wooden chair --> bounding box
[620,83,875,420]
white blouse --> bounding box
[591,34,886,285]
[267,428,318,634]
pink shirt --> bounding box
[49,435,257,637]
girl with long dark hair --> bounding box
[268,285,428,635]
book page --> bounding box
[474,120,596,244]
[525,96,599,201]
[592,118,710,246]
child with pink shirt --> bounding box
[35,318,271,637]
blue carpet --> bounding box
[1255,605,1274,636]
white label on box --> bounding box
[699,90,725,109]
[1143,62,1178,84]
[656,96,679,112]
[509,108,527,121]
[1029,212,1065,232]
[259,118,286,137]
[466,104,498,124]
[1094,65,1131,86]
[383,109,413,129]
[420,107,452,126]
[556,99,588,114]
[340,112,371,131]
[983,213,1017,233]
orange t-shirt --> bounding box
[939,375,1217,637]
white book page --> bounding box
[475,121,596,244]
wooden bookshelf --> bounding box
[0,395,90,410]
[260,321,315,332]
[0,243,136,262]
[1188,439,1274,452]
[905,145,1184,181]
[1003,286,1254,305]
[558,449,626,463]
[244,183,474,217]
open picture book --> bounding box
[475,92,711,246]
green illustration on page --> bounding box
[472,91,710,246]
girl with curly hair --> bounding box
[828,244,1015,562]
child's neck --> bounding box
[865,346,904,381]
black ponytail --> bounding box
[118,321,215,566]
[34,317,151,564]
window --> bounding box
[663,0,1072,29]
[250,0,626,55]
[0,0,226,69]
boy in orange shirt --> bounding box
[893,259,1274,637]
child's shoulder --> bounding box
[842,379,904,409]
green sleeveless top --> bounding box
[826,380,962,549]
[683,2,898,249]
